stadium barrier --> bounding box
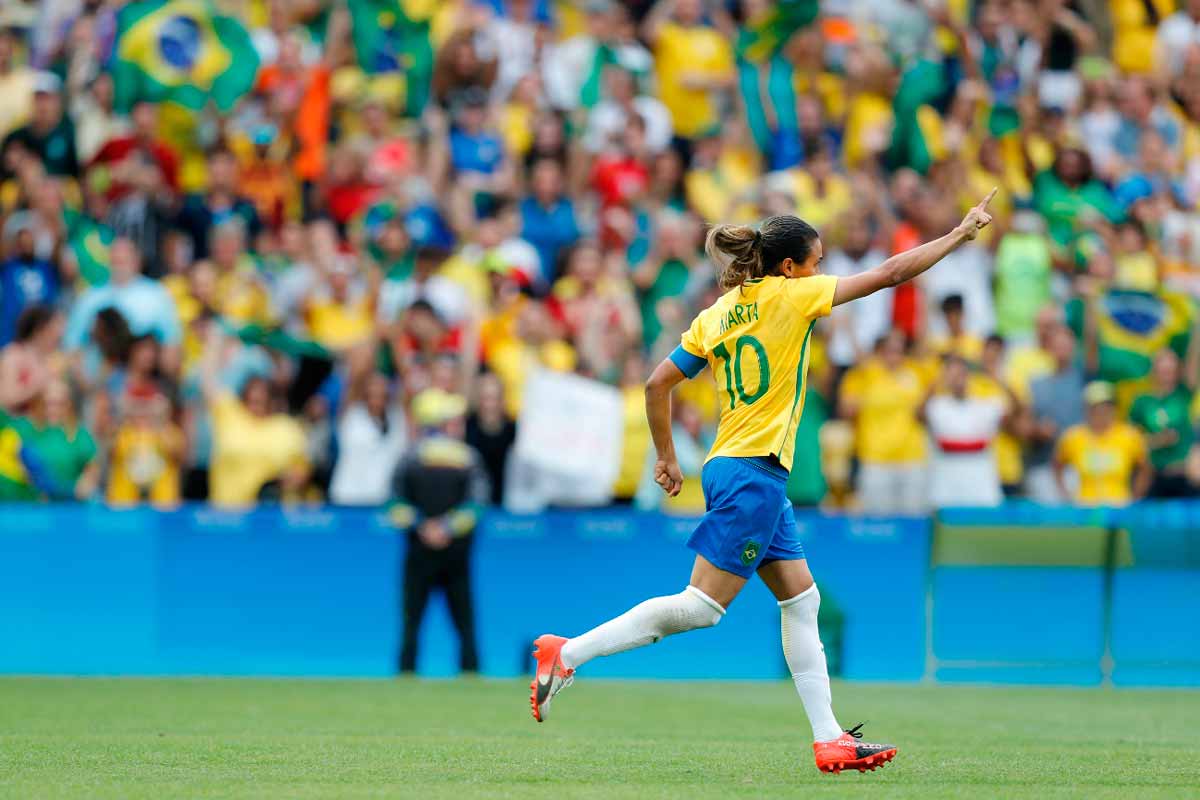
[0,504,1196,686]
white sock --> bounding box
[560,586,725,669]
[780,584,843,742]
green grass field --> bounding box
[1,677,1196,799]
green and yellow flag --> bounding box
[736,0,819,63]
[347,0,434,116]
[62,209,114,287]
[1066,289,1196,384]
[111,0,260,112]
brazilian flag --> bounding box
[111,0,260,113]
[1066,289,1196,383]
[735,0,818,63]
[347,0,434,116]
[62,209,114,287]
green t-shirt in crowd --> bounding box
[1033,170,1123,249]
[1128,387,1195,471]
[994,231,1051,339]
[12,418,97,496]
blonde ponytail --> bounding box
[706,224,765,290]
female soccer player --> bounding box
[530,189,997,774]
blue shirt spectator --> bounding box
[450,128,505,176]
[520,159,580,280]
[0,227,58,345]
[63,237,181,349]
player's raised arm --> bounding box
[831,188,997,307]
[645,358,688,496]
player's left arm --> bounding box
[832,188,997,307]
[645,358,688,497]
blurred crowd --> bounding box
[1,0,1200,513]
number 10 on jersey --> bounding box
[712,335,770,409]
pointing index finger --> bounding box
[978,186,998,211]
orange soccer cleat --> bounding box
[529,634,574,722]
[812,723,898,774]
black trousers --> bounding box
[400,534,479,673]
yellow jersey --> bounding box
[1055,422,1147,506]
[839,358,930,465]
[672,275,838,471]
[654,22,734,139]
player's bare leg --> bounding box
[530,556,742,722]
[758,559,897,773]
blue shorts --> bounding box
[686,456,804,578]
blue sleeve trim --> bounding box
[669,345,707,379]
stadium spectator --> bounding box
[928,294,984,363]
[175,149,261,260]
[583,66,672,155]
[1157,0,1200,77]
[69,73,127,165]
[823,217,890,375]
[0,306,61,414]
[923,355,1006,508]
[0,217,58,345]
[63,236,181,370]
[1054,381,1152,506]
[13,378,98,501]
[2,72,77,178]
[329,344,407,507]
[200,326,309,508]
[1128,349,1199,497]
[520,158,580,282]
[392,387,489,674]
[1027,324,1088,502]
[839,331,929,515]
[89,101,179,203]
[0,27,35,140]
[642,0,734,144]
[106,390,183,508]
[465,371,516,506]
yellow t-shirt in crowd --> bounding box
[654,22,733,139]
[1110,0,1175,74]
[840,358,930,465]
[487,338,577,419]
[216,267,274,326]
[676,274,838,471]
[500,102,535,158]
[790,171,853,232]
[843,93,892,168]
[793,71,847,125]
[684,151,760,223]
[209,393,308,508]
[1055,422,1147,506]
[613,385,651,499]
[106,424,183,507]
[930,332,985,363]
[305,296,374,351]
